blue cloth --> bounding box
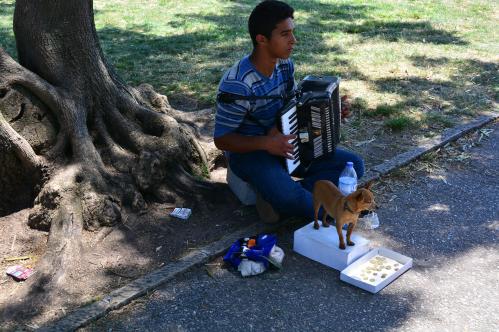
[229,148,365,219]
[214,55,295,138]
[223,234,278,269]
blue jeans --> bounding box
[229,148,364,219]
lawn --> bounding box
[1,0,497,131]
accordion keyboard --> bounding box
[280,105,301,174]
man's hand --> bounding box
[214,127,296,158]
[264,128,296,159]
[267,126,281,137]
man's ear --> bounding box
[255,34,268,46]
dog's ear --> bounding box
[363,180,374,190]
[355,190,365,201]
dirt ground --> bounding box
[0,167,257,328]
[0,106,488,329]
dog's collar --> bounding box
[343,201,355,214]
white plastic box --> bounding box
[294,222,412,293]
[293,221,370,271]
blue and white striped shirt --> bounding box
[214,55,295,138]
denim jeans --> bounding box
[228,148,364,219]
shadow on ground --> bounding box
[343,20,467,45]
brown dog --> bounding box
[313,180,375,250]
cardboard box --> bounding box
[293,221,370,271]
[340,247,413,293]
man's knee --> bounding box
[265,183,309,214]
[352,155,365,179]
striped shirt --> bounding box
[214,55,295,138]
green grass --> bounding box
[0,0,497,123]
[384,115,415,131]
[350,97,368,113]
[369,103,402,117]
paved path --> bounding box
[84,123,498,332]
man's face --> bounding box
[265,18,297,59]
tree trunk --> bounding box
[0,0,216,321]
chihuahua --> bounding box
[313,180,375,250]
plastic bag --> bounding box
[359,212,380,229]
[224,234,284,276]
[267,245,285,269]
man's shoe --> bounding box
[359,210,370,218]
[256,192,280,224]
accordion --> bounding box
[279,75,341,175]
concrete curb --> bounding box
[41,113,498,331]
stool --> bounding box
[226,164,256,205]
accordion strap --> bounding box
[216,92,286,103]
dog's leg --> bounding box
[322,210,330,228]
[313,201,321,230]
[346,223,356,246]
[336,222,346,250]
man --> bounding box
[214,0,364,222]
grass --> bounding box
[369,103,402,117]
[350,97,368,113]
[0,0,497,127]
[384,115,415,131]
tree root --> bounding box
[0,48,62,118]
[0,109,43,174]
[44,130,69,162]
[94,111,135,172]
[3,167,84,321]
[102,102,149,153]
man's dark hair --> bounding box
[248,0,294,47]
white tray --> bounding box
[340,247,413,293]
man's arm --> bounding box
[214,126,296,159]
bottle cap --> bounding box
[347,161,354,167]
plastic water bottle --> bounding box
[339,161,357,196]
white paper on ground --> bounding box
[170,208,192,220]
[238,259,266,277]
